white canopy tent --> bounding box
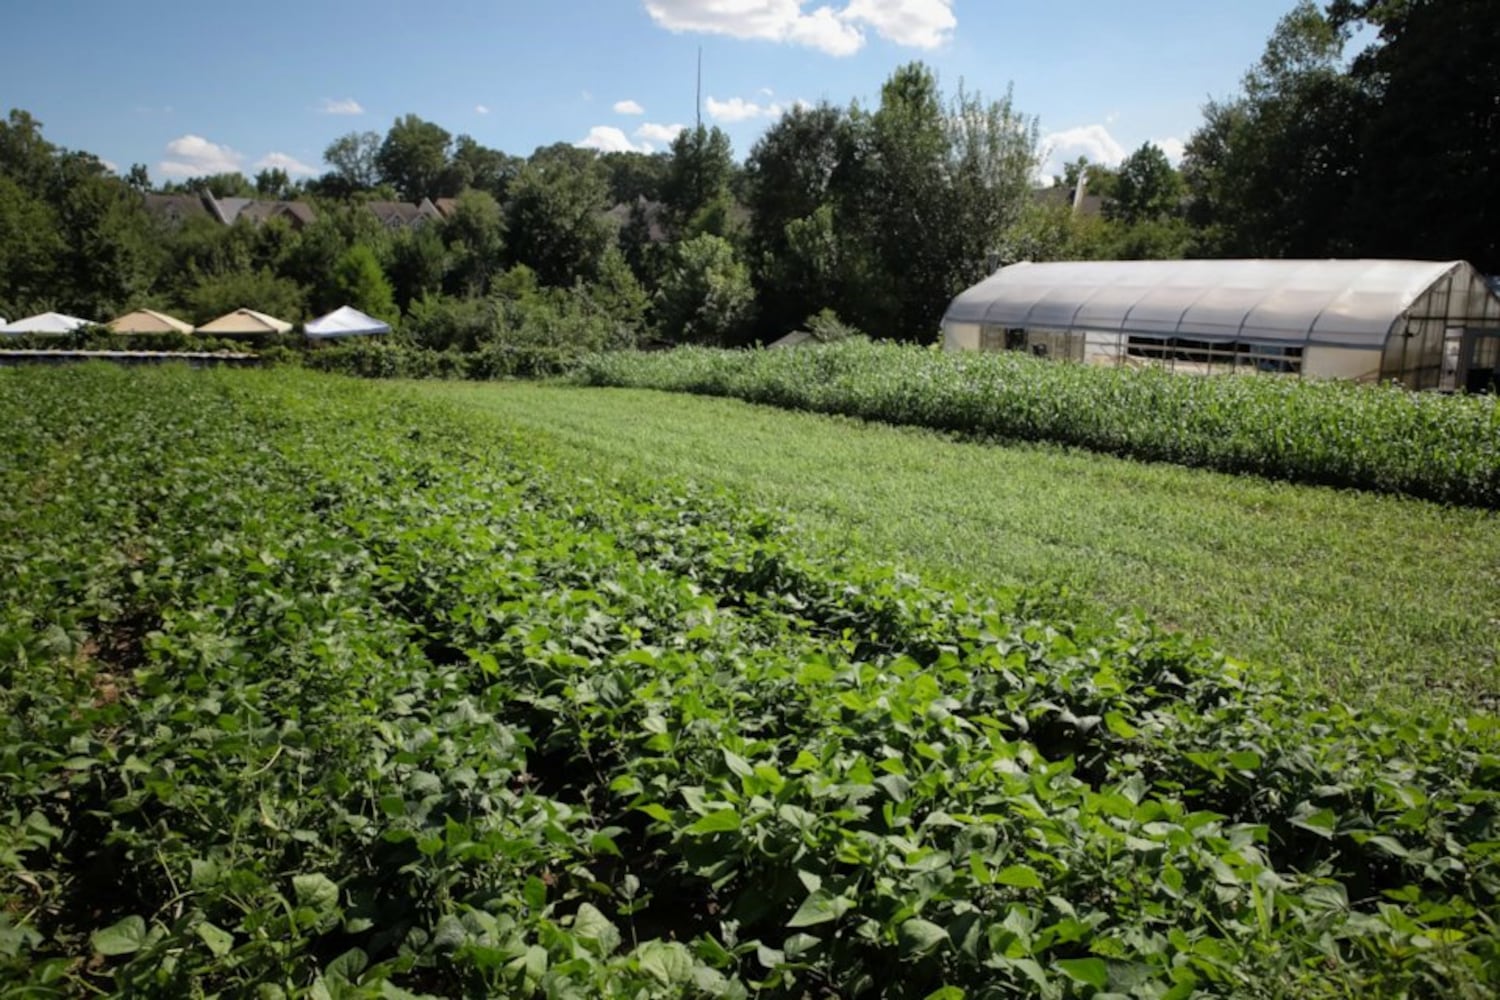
[943,259,1500,390]
[303,305,391,341]
[0,312,95,335]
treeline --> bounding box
[0,63,1050,350]
[0,1,1494,349]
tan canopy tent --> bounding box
[109,308,195,334]
[196,308,294,336]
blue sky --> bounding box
[2,1,1298,186]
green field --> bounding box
[5,366,1497,998]
[430,381,1500,711]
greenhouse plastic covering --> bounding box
[944,259,1463,348]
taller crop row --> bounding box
[576,340,1500,508]
[1,366,1496,998]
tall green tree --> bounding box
[1107,143,1183,224]
[743,103,853,335]
[601,151,671,204]
[444,135,521,202]
[503,146,612,287]
[1331,0,1499,272]
[321,130,382,194]
[330,244,398,323]
[660,125,736,238]
[657,233,754,345]
[254,167,291,198]
[386,224,447,312]
[376,115,452,201]
[440,188,505,297]
[1182,2,1365,258]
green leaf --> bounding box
[923,988,966,1000]
[898,918,949,957]
[1103,711,1139,739]
[994,864,1044,890]
[326,947,369,983]
[196,921,233,958]
[523,875,547,912]
[1291,807,1338,838]
[722,750,754,778]
[92,915,148,956]
[787,890,852,927]
[636,802,673,823]
[293,873,340,914]
[685,809,741,835]
[572,902,621,958]
[1227,751,1262,771]
[636,940,695,985]
[1055,957,1109,989]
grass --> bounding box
[428,381,1500,711]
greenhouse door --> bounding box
[1462,329,1500,393]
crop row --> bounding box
[575,339,1500,508]
[1,366,1496,997]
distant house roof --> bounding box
[144,192,313,228]
[606,196,668,243]
[109,308,195,334]
[240,200,316,228]
[0,311,95,335]
[144,192,215,224]
[366,199,443,229]
[213,197,315,228]
[304,305,392,340]
[766,329,816,349]
[433,197,459,219]
[196,308,294,335]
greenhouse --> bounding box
[942,259,1500,391]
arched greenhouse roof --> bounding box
[944,259,1478,349]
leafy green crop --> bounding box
[575,339,1500,508]
[1,365,1496,998]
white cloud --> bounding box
[577,125,650,154]
[636,122,686,144]
[839,0,955,49]
[642,0,955,57]
[100,158,119,173]
[706,95,784,122]
[319,97,365,115]
[255,152,317,176]
[158,134,243,177]
[476,104,491,115]
[1040,124,1127,179]
[783,5,864,55]
[1153,136,1186,165]
[613,99,645,115]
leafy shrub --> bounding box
[576,338,1500,507]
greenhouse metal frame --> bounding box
[942,259,1500,391]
